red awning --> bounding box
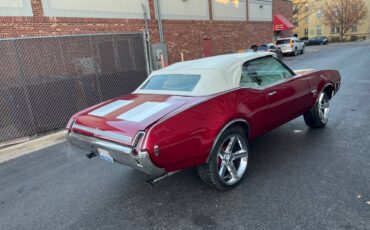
[274,14,295,31]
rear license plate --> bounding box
[98,148,114,163]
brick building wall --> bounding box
[0,0,293,64]
[273,0,294,37]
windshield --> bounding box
[276,39,290,45]
[141,74,201,92]
[257,45,268,51]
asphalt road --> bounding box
[1,41,370,230]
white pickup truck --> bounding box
[276,37,305,56]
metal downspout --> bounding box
[154,0,164,43]
[141,3,153,74]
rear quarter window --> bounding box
[142,74,201,92]
[276,39,290,45]
[257,45,268,51]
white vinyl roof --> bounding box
[134,52,275,96]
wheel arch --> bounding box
[323,84,335,99]
[206,118,250,163]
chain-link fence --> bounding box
[0,32,149,143]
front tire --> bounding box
[197,126,249,190]
[304,92,330,128]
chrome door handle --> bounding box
[268,91,277,96]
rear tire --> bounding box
[304,92,330,128]
[197,126,249,190]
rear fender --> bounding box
[305,70,341,105]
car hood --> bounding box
[71,94,204,146]
[294,69,317,75]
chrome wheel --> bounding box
[318,92,330,123]
[217,134,248,185]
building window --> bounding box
[160,0,210,20]
[41,0,151,19]
[304,16,309,23]
[213,0,247,21]
[352,24,357,33]
[304,28,309,36]
[317,9,322,19]
[317,25,322,35]
[0,0,33,16]
[331,25,340,34]
[248,0,272,21]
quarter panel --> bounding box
[304,70,341,106]
[144,88,269,172]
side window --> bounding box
[240,57,294,88]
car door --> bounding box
[242,56,311,130]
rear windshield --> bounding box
[141,74,200,92]
[257,45,268,51]
[276,39,290,45]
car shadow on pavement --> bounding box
[66,119,339,229]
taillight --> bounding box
[290,40,293,48]
[66,118,76,130]
[133,131,145,147]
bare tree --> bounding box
[293,0,309,24]
[293,0,323,25]
[321,0,368,41]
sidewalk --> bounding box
[0,131,65,163]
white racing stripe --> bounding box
[117,102,172,122]
[88,100,132,117]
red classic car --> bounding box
[65,52,341,190]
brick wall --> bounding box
[0,0,292,64]
[161,20,273,63]
[273,0,294,37]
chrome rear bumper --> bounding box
[65,131,165,176]
[281,48,294,54]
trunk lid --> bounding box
[72,94,199,146]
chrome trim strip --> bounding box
[132,131,146,147]
[73,124,95,133]
[317,83,335,103]
[72,124,132,143]
[99,131,132,144]
[69,131,133,154]
[206,118,250,163]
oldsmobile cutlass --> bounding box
[65,52,341,190]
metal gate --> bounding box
[0,32,149,143]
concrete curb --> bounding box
[0,131,66,164]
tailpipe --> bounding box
[147,171,179,185]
